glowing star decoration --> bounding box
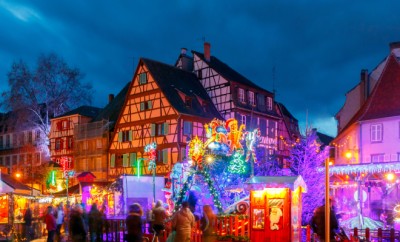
[245,129,261,163]
[226,118,246,152]
[228,151,247,174]
[145,142,157,171]
[188,136,205,168]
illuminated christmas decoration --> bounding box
[188,136,205,168]
[145,142,157,171]
[46,170,57,189]
[329,162,400,175]
[245,129,261,163]
[204,119,229,154]
[226,118,245,152]
[228,152,247,174]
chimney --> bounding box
[204,42,211,62]
[360,69,368,104]
[389,41,400,51]
[108,94,114,103]
[181,48,187,55]
[178,47,193,72]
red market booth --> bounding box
[244,176,307,242]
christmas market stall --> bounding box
[244,176,307,242]
[0,173,42,239]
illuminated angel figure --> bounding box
[226,118,245,152]
[245,129,261,163]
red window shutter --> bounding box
[66,120,70,130]
[60,138,64,150]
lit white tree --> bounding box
[288,128,328,225]
[1,53,93,153]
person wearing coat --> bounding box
[171,201,195,242]
[125,203,143,242]
[45,206,57,242]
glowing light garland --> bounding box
[328,162,400,175]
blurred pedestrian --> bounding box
[64,201,71,235]
[151,200,168,240]
[125,203,143,242]
[201,205,216,242]
[24,205,33,241]
[69,204,87,242]
[55,202,64,242]
[311,198,339,242]
[88,203,103,242]
[45,206,57,242]
[171,201,195,242]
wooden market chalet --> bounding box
[108,43,299,178]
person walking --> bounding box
[171,201,195,242]
[88,203,103,242]
[69,204,87,242]
[125,203,143,242]
[151,200,168,241]
[45,206,57,242]
[311,198,339,242]
[200,205,216,242]
[24,205,33,241]
[55,202,64,242]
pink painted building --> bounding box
[330,42,400,227]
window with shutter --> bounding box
[139,73,147,85]
[110,154,115,168]
[151,124,156,137]
[183,121,192,136]
[130,153,137,167]
[118,132,123,142]
[123,154,129,167]
[163,149,168,164]
[56,121,62,131]
[129,130,133,141]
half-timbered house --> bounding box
[176,43,287,165]
[49,106,101,172]
[108,58,222,179]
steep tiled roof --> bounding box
[93,82,130,125]
[337,53,400,136]
[56,105,102,119]
[141,58,222,120]
[359,54,400,121]
[276,102,298,122]
[192,51,272,94]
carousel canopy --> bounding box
[244,176,307,193]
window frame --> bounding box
[267,97,273,110]
[370,123,383,142]
[238,88,245,103]
[248,91,256,106]
[139,73,147,85]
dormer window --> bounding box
[140,101,152,111]
[248,91,255,106]
[185,97,192,107]
[267,97,273,110]
[139,73,147,85]
[238,88,245,103]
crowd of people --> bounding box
[23,201,107,242]
[124,200,217,242]
[22,200,218,242]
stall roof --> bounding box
[52,184,81,197]
[0,173,35,195]
[244,176,307,193]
